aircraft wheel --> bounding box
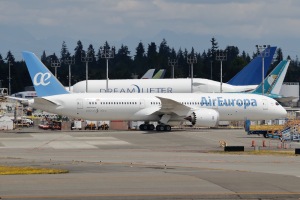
[149,124,155,130]
[139,124,145,131]
[159,125,165,131]
[156,125,161,131]
[164,125,171,131]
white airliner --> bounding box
[72,78,256,93]
[71,62,288,94]
[22,51,287,131]
[71,47,279,94]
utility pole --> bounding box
[187,55,197,93]
[216,50,227,93]
[64,57,75,91]
[256,45,270,95]
[51,59,61,78]
[168,57,177,79]
[81,51,93,93]
[99,46,115,92]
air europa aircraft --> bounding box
[22,51,286,131]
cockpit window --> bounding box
[275,102,279,106]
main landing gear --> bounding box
[139,124,171,132]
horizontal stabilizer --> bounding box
[34,97,59,106]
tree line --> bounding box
[0,37,299,94]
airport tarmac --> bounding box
[1,128,300,200]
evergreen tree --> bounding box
[114,44,132,78]
[133,41,147,76]
[275,48,283,62]
[134,41,145,61]
[210,37,218,60]
[41,51,47,65]
[147,42,157,69]
[60,41,69,61]
[87,44,96,62]
[157,39,171,77]
[6,51,15,63]
[74,40,84,64]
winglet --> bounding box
[252,60,290,95]
[153,69,166,79]
[141,69,155,79]
[22,51,69,97]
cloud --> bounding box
[1,0,300,60]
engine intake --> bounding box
[185,108,219,127]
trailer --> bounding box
[245,119,300,139]
[245,120,284,138]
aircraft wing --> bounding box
[276,96,298,103]
[5,96,29,105]
[155,96,192,116]
[133,106,161,116]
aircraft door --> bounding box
[77,98,83,109]
[262,99,268,110]
[139,99,145,108]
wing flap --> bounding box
[156,96,191,116]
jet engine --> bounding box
[185,108,219,127]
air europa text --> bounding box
[200,97,257,109]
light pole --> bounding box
[216,50,227,93]
[99,46,115,92]
[187,55,197,93]
[168,57,177,79]
[64,57,75,91]
[51,59,61,78]
[256,45,270,95]
[81,51,93,93]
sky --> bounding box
[1,0,300,61]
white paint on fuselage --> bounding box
[72,78,257,93]
[29,93,286,123]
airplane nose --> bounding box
[281,107,287,117]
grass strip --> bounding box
[212,150,296,156]
[0,165,69,175]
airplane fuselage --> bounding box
[29,92,286,123]
[71,78,257,93]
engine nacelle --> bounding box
[185,108,219,127]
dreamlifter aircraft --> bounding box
[72,47,277,93]
[22,51,286,131]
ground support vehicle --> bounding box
[246,119,300,140]
[71,120,82,130]
[97,121,109,130]
[246,123,284,138]
[85,120,97,130]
